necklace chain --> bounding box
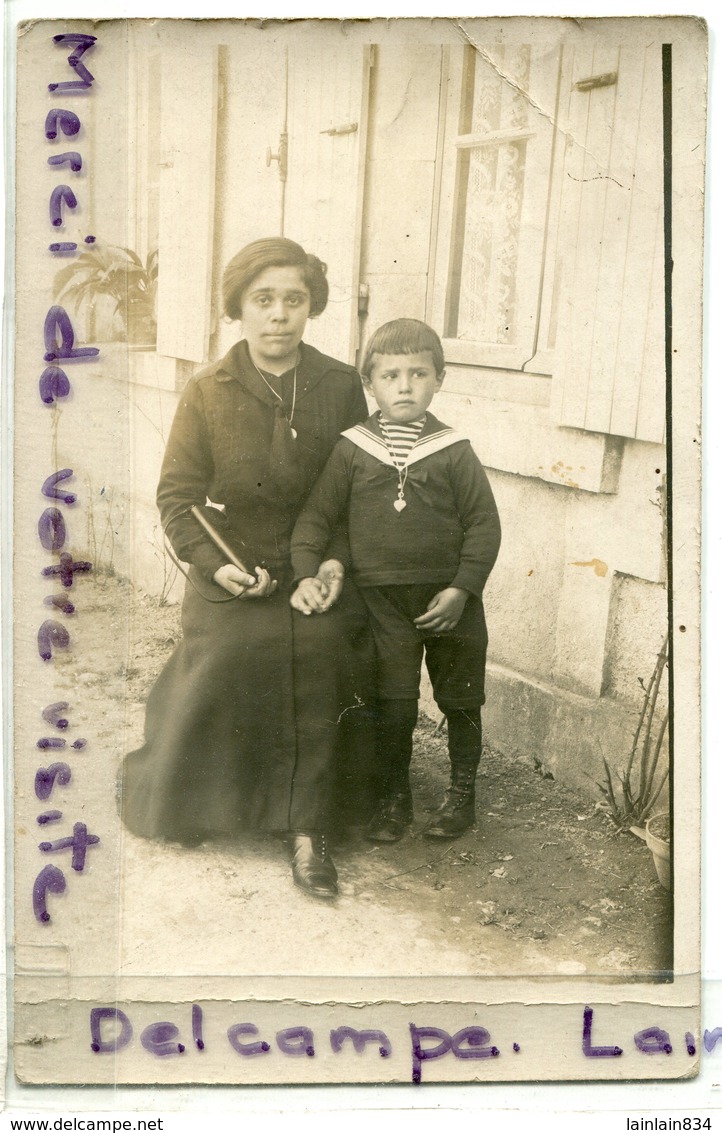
[379,417,422,513]
[252,360,298,431]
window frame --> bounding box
[426,43,564,374]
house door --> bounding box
[155,36,371,368]
[284,44,372,365]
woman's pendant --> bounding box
[394,496,406,513]
[290,427,298,439]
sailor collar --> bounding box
[342,412,466,469]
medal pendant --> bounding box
[290,427,297,439]
[394,498,406,513]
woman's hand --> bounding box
[213,563,277,598]
[413,587,469,633]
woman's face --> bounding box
[239,265,311,373]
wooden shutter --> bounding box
[550,43,665,442]
[284,43,372,365]
[156,42,219,363]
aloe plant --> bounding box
[597,634,669,828]
[54,244,158,344]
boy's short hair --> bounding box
[361,318,445,379]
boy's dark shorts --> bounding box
[359,583,488,708]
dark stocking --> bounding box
[376,698,418,796]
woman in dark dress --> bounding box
[120,237,373,899]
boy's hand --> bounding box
[291,561,345,615]
[291,577,329,615]
[316,559,345,609]
[414,587,469,633]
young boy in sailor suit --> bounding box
[291,319,501,842]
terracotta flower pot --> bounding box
[630,813,670,890]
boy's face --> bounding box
[364,351,444,424]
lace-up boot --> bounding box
[423,762,477,838]
[365,789,414,842]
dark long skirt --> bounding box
[120,575,376,845]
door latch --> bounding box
[574,72,618,92]
[320,122,358,137]
[266,132,288,183]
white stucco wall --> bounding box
[356,43,669,792]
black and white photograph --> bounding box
[10,14,705,1089]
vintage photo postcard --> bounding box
[11,15,705,1086]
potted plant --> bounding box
[637,811,671,891]
[54,243,158,347]
[596,634,670,889]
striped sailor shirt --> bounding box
[378,414,426,467]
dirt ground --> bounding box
[81,575,672,983]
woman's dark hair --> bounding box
[223,237,329,321]
[361,318,445,379]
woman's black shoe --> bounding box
[287,833,338,899]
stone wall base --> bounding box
[422,663,650,801]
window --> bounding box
[428,43,563,371]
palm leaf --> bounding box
[52,240,158,341]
